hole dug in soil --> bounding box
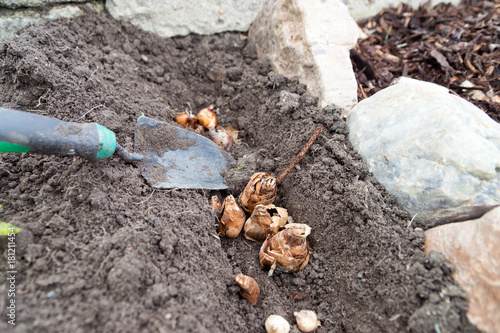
[0,8,478,333]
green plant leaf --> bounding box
[385,25,393,40]
[0,222,21,235]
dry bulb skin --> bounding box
[196,104,217,130]
[294,310,320,332]
[244,204,275,242]
[243,204,288,242]
[194,122,205,134]
[239,172,277,213]
[265,315,290,333]
[268,205,288,228]
[217,195,246,238]
[208,128,233,151]
[235,273,260,305]
[209,195,222,216]
[223,124,239,141]
[260,223,311,276]
[173,112,196,128]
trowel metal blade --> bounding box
[135,116,234,189]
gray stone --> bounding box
[105,0,265,38]
[348,77,500,227]
[342,0,462,21]
[247,0,359,112]
[46,4,84,20]
[0,10,42,41]
[0,5,86,41]
[0,0,87,9]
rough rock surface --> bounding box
[343,0,462,21]
[347,77,500,227]
[0,0,86,8]
[246,0,359,111]
[424,207,500,333]
[0,5,90,41]
[105,0,265,38]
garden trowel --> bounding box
[0,108,234,190]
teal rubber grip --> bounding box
[96,124,116,160]
[0,141,30,153]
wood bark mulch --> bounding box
[351,0,499,121]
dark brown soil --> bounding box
[0,6,479,333]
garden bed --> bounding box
[0,4,489,332]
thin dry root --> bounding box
[276,124,324,184]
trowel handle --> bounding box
[0,108,116,161]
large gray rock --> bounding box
[247,0,359,112]
[0,5,84,41]
[348,77,500,227]
[342,0,462,21]
[424,207,500,333]
[105,0,265,38]
[0,0,86,9]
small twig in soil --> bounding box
[80,104,104,118]
[407,213,418,228]
[276,124,324,185]
[133,189,156,205]
[36,89,50,107]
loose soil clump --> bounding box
[0,5,483,333]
